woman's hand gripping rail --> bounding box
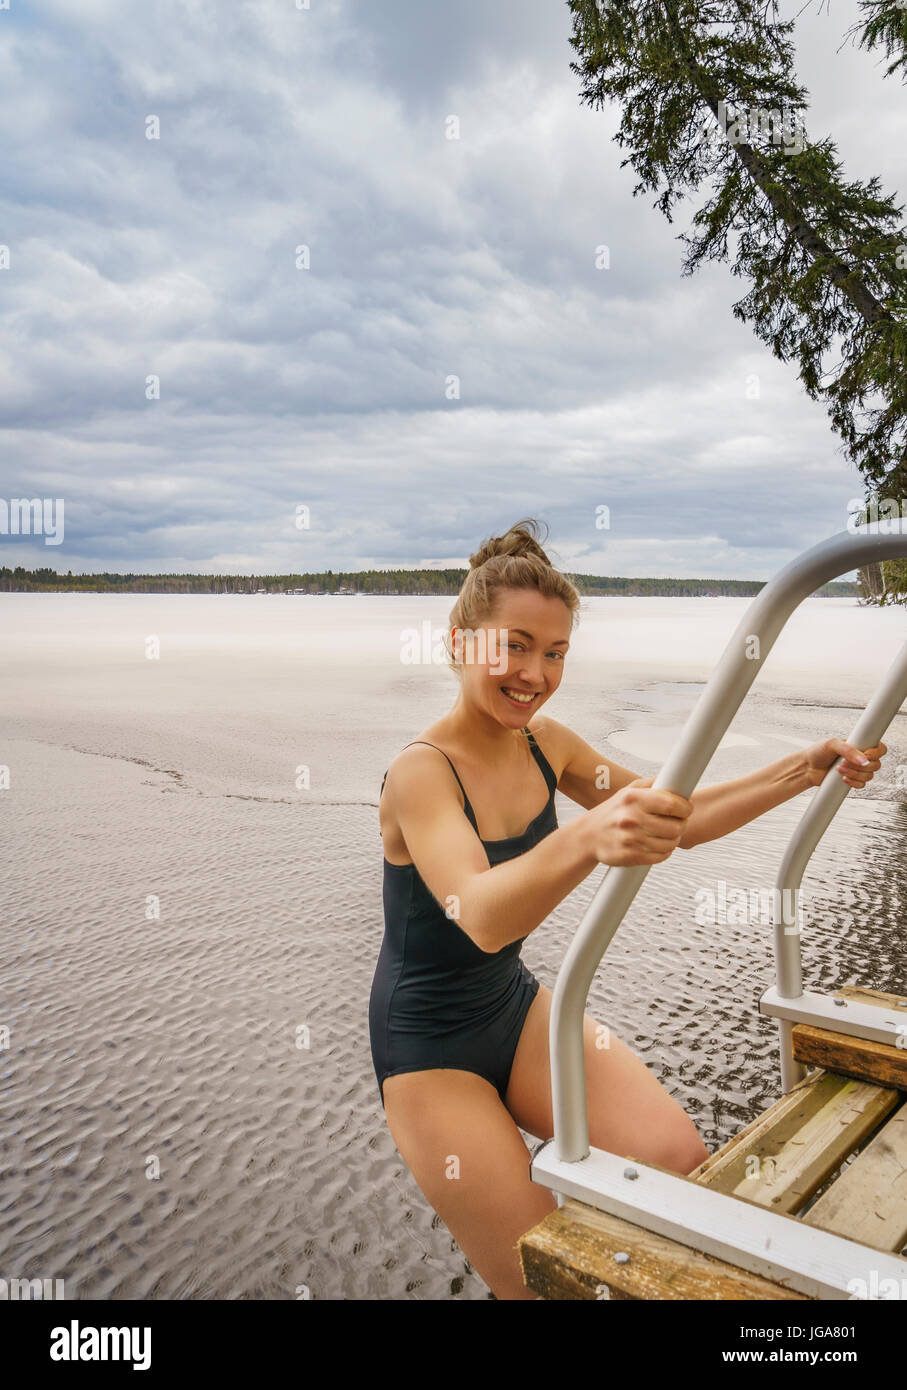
[387,747,693,955]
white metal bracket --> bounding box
[529,1142,907,1300]
[760,987,907,1048]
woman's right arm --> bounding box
[385,745,692,954]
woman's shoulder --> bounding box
[390,723,451,760]
[383,730,461,790]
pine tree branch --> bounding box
[661,0,891,329]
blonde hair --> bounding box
[444,518,582,676]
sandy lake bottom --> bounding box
[2,594,907,1298]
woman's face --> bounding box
[452,588,572,727]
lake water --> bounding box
[2,593,907,1298]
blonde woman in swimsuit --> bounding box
[369,518,886,1300]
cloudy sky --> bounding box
[1,0,904,578]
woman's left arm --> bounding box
[680,739,888,849]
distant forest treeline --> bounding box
[0,565,860,597]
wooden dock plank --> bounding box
[518,1197,809,1301]
[697,1076,899,1212]
[801,1099,907,1252]
[835,986,907,1011]
[792,1024,907,1090]
[687,1066,826,1183]
[694,1072,900,1212]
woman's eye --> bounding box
[507,643,564,659]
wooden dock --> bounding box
[518,987,907,1299]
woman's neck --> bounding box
[438,695,527,762]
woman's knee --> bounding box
[651,1120,710,1176]
[595,1101,708,1176]
[582,1025,709,1173]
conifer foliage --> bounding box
[568,0,907,491]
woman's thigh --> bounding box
[382,1067,557,1300]
[503,983,709,1174]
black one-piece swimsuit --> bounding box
[369,728,558,1111]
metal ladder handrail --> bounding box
[769,636,907,1091]
[547,522,907,1170]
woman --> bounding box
[369,518,886,1301]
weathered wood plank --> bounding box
[835,985,907,1011]
[518,1197,810,1301]
[801,1098,907,1252]
[687,1066,826,1183]
[695,1073,900,1213]
[792,1024,907,1090]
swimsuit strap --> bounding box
[396,741,480,830]
[379,743,477,824]
[380,742,469,798]
[380,728,556,824]
[522,727,558,797]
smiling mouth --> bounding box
[501,687,540,706]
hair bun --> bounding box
[469,518,552,570]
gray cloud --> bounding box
[0,0,901,579]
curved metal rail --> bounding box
[767,635,907,1090]
[546,522,907,1173]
